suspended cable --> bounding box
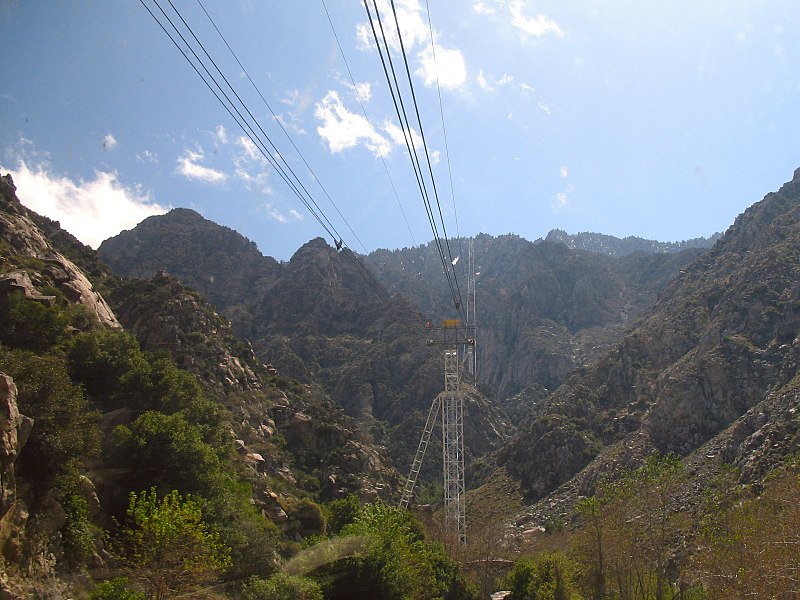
[386,0,465,319]
[141,0,392,304]
[423,0,466,282]
[196,0,370,256]
[362,0,465,320]
[141,0,340,244]
[320,0,417,249]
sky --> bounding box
[1,1,799,261]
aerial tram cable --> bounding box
[422,0,466,284]
[143,0,396,303]
[386,0,466,319]
[363,0,464,320]
[140,0,342,246]
[157,0,348,249]
[196,0,370,256]
[319,0,417,249]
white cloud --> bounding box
[176,148,228,184]
[214,125,228,145]
[559,165,569,178]
[102,133,118,151]
[266,203,289,223]
[357,0,429,53]
[537,100,551,115]
[430,149,441,166]
[349,81,372,103]
[280,88,313,112]
[472,2,496,15]
[136,149,159,164]
[315,91,391,157]
[4,160,167,248]
[265,203,303,224]
[416,43,467,89]
[382,120,422,149]
[477,71,514,92]
[509,1,563,38]
[552,184,575,212]
[275,112,307,136]
[234,136,272,194]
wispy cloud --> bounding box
[472,1,496,16]
[233,136,271,194]
[509,1,563,38]
[553,184,575,212]
[382,120,422,149]
[315,91,391,157]
[102,133,118,151]
[265,202,303,224]
[346,81,373,103]
[357,0,467,91]
[214,124,228,145]
[136,149,159,164]
[176,148,227,184]
[416,43,467,89]
[477,70,514,92]
[3,159,167,248]
[357,0,429,53]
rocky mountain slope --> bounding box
[101,222,510,486]
[368,234,705,400]
[544,228,720,257]
[492,167,800,515]
[0,175,399,596]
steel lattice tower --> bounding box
[400,322,473,546]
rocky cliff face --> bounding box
[0,175,119,328]
[104,270,399,501]
[495,167,800,506]
[369,233,704,400]
[98,207,282,314]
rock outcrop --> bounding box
[0,175,119,328]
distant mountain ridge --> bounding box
[544,228,721,257]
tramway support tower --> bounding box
[399,320,474,546]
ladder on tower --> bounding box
[399,395,442,508]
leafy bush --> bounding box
[241,573,323,600]
[89,577,145,600]
[0,290,68,350]
[115,488,231,599]
[0,348,99,488]
[67,329,146,405]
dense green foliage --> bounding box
[116,488,231,599]
[313,502,477,600]
[0,290,70,350]
[0,347,99,488]
[506,552,582,600]
[241,573,323,600]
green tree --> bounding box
[116,488,231,600]
[574,454,687,600]
[89,577,145,600]
[315,502,477,600]
[241,573,323,600]
[67,329,146,405]
[506,552,582,600]
[0,348,99,487]
[0,290,69,350]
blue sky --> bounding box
[1,1,799,260]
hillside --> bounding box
[368,234,705,399]
[0,175,404,597]
[492,167,800,514]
